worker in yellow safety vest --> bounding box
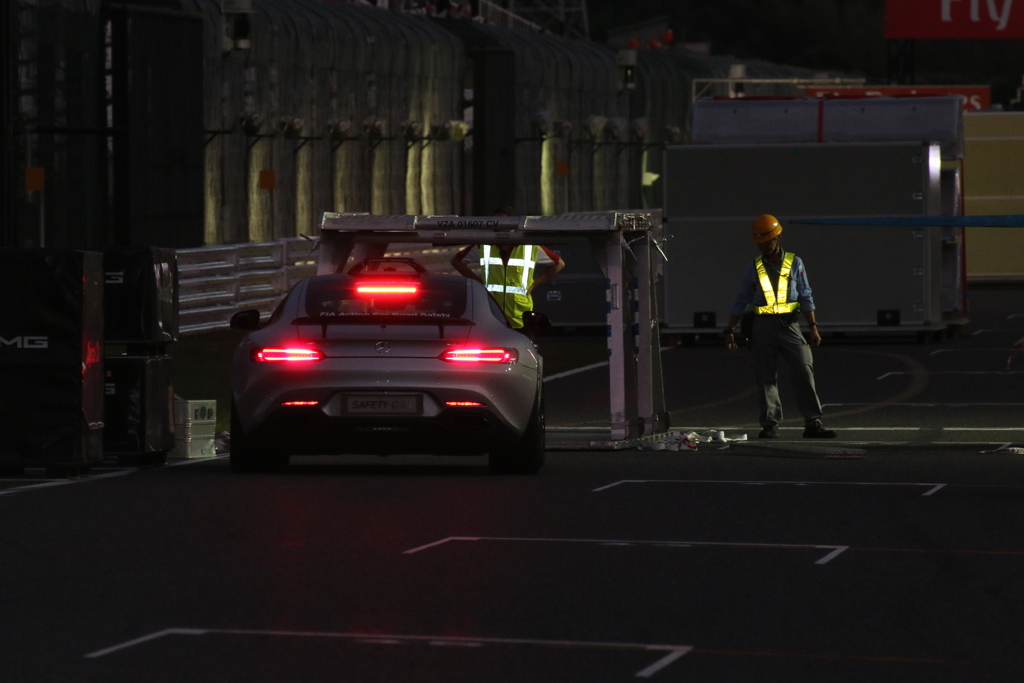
[450,209,565,329]
[722,214,836,439]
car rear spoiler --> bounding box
[292,315,474,339]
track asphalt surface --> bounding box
[1,288,1023,681]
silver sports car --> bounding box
[228,258,544,474]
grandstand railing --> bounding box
[477,0,543,32]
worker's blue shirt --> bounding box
[729,252,815,316]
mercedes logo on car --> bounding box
[375,341,390,354]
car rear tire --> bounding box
[230,401,288,473]
[489,391,545,475]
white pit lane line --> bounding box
[85,628,693,678]
[544,346,675,383]
[877,370,1024,380]
[402,536,849,565]
[0,456,226,497]
[592,479,947,496]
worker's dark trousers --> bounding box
[750,315,824,428]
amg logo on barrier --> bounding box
[0,336,49,349]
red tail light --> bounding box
[281,400,320,406]
[253,347,324,363]
[440,348,517,364]
[355,281,418,296]
[446,401,485,407]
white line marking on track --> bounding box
[164,455,228,467]
[402,536,848,564]
[879,370,1024,379]
[85,628,208,658]
[543,361,608,382]
[85,628,693,678]
[592,480,639,491]
[0,456,226,497]
[591,479,946,496]
[636,648,693,678]
[776,426,919,431]
[0,468,135,496]
[544,346,674,382]
[814,547,849,565]
[821,403,1024,407]
[403,536,478,554]
[942,427,1024,431]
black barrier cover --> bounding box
[103,355,174,455]
[531,243,606,327]
[103,247,178,343]
[0,250,104,465]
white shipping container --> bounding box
[690,95,964,159]
[174,399,217,424]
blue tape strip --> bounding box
[792,215,1024,228]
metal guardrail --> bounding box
[176,238,461,336]
[176,238,317,335]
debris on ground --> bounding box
[641,430,749,451]
[980,443,1024,454]
[214,431,231,454]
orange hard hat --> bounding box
[752,214,782,242]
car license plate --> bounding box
[345,394,421,415]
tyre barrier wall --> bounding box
[8,0,846,252]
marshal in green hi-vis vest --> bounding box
[480,244,536,328]
[754,252,799,315]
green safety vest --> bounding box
[754,252,799,315]
[480,244,536,328]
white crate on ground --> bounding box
[170,399,217,459]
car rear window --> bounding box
[302,275,468,321]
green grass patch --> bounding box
[170,330,246,432]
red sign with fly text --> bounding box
[803,85,992,110]
[886,0,1024,38]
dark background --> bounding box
[588,0,1024,105]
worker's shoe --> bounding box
[803,420,836,439]
[758,425,780,438]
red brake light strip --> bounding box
[254,347,324,363]
[441,348,516,363]
[356,284,418,295]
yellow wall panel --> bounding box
[963,112,1024,278]
[963,139,1024,197]
[964,111,1024,138]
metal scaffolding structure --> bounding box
[318,210,667,441]
[505,0,589,39]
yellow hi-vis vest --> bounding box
[754,252,800,315]
[480,244,536,328]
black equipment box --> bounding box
[0,250,104,466]
[102,247,178,344]
[103,355,174,456]
[530,243,606,328]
